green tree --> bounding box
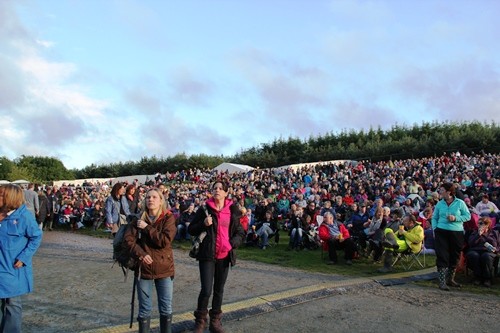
[0,156,15,180]
[15,155,74,182]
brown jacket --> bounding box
[124,211,176,279]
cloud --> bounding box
[395,60,500,122]
[231,48,330,135]
[169,67,214,106]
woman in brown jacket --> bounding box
[124,188,176,333]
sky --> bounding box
[1,0,499,170]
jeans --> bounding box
[290,228,303,248]
[176,223,191,240]
[198,257,230,311]
[257,225,274,247]
[0,297,22,333]
[137,277,173,318]
[466,250,497,279]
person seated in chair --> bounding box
[378,214,424,272]
[370,207,402,263]
[318,212,356,265]
[255,210,278,250]
[465,216,500,287]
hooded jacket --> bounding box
[124,211,176,279]
[188,199,244,266]
[0,204,43,298]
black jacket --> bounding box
[188,201,244,266]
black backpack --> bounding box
[113,215,140,279]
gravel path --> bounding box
[23,231,499,333]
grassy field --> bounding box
[76,227,500,296]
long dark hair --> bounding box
[110,182,124,200]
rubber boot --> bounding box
[208,309,225,333]
[377,250,393,273]
[381,232,399,250]
[137,317,151,333]
[160,314,172,333]
[446,268,461,288]
[193,309,208,333]
[438,267,450,291]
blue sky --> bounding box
[1,0,499,170]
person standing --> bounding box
[105,182,130,236]
[432,182,471,290]
[188,181,245,333]
[23,183,39,218]
[124,188,176,333]
[0,184,43,333]
[37,189,50,231]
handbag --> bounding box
[189,205,210,258]
[189,231,207,258]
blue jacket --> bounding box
[0,204,43,298]
[105,195,131,225]
[432,197,471,232]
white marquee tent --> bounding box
[212,162,254,174]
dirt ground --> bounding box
[23,231,499,333]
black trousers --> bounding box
[197,257,230,311]
[328,238,356,261]
[434,228,464,269]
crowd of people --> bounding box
[32,152,500,256]
[3,150,500,331]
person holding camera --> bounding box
[124,188,176,333]
[188,181,245,333]
[465,216,500,287]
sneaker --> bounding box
[345,260,353,266]
[483,279,491,288]
[327,261,337,265]
[261,246,267,250]
[472,279,482,286]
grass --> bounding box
[176,233,436,276]
[67,227,500,296]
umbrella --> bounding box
[12,179,30,185]
[0,180,10,184]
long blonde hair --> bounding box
[140,188,168,223]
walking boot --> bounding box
[160,314,172,333]
[208,309,225,333]
[377,250,393,273]
[193,309,208,333]
[137,317,151,333]
[446,268,461,288]
[437,267,450,291]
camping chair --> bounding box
[392,241,426,270]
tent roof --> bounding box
[212,162,254,173]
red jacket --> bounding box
[318,222,350,241]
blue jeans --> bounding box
[137,277,173,319]
[290,228,303,248]
[1,297,22,333]
[257,224,274,247]
[176,224,191,240]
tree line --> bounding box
[1,121,499,183]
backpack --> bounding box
[113,215,140,280]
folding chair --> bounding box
[392,242,426,270]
